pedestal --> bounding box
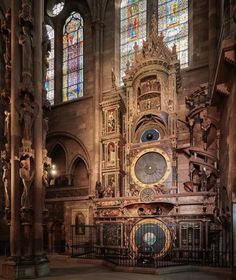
[2,257,50,279]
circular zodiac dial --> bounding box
[135,152,167,184]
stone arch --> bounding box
[132,113,168,143]
[47,132,91,187]
[49,142,68,186]
[70,156,90,189]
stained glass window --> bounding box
[63,12,83,102]
[120,0,147,81]
[45,25,55,105]
[52,2,64,16]
[158,0,188,68]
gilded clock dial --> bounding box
[135,152,167,184]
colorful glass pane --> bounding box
[52,2,64,16]
[45,25,54,105]
[63,12,83,102]
[158,0,188,68]
[120,0,147,82]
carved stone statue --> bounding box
[1,9,11,68]
[1,9,11,100]
[107,142,115,165]
[4,110,10,143]
[1,151,11,209]
[111,68,117,89]
[104,184,114,197]
[19,25,34,94]
[20,94,34,141]
[199,167,209,192]
[19,0,33,27]
[19,157,34,208]
[95,181,104,198]
[107,110,115,132]
[104,178,115,197]
[42,169,49,188]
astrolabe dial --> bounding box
[130,148,171,188]
[140,188,155,202]
[135,152,167,184]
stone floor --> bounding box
[0,255,236,280]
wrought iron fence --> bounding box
[71,221,231,268]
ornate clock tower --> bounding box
[94,15,181,258]
[123,15,180,201]
[93,15,219,261]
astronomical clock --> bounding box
[96,15,221,260]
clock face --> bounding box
[130,148,171,187]
[135,152,167,184]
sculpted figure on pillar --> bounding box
[19,25,34,94]
[19,0,33,27]
[4,110,10,144]
[19,157,34,209]
[1,9,11,100]
[1,150,11,210]
[1,9,11,68]
[18,0,34,95]
[19,94,34,141]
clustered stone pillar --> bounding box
[1,7,12,224]
[92,5,104,195]
[1,0,50,278]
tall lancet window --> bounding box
[63,12,83,102]
[45,25,55,105]
[120,0,147,81]
[158,0,188,68]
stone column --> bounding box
[2,1,22,278]
[2,0,50,277]
[9,0,21,259]
[33,0,50,275]
[92,4,104,195]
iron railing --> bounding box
[71,223,230,268]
